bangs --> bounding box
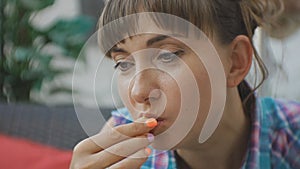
[98,0,214,57]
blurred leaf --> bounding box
[47,16,95,58]
[0,72,5,85]
[4,53,26,76]
[21,69,43,81]
[48,16,94,42]
[14,47,32,61]
[4,75,18,89]
[34,53,52,66]
[1,0,96,102]
[49,87,73,95]
[19,0,55,10]
[32,78,43,91]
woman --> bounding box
[70,0,300,168]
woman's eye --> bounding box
[114,61,135,72]
[157,50,183,63]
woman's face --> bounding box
[111,33,230,148]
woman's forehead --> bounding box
[98,12,210,56]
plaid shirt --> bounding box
[111,98,300,169]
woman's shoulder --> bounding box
[258,98,300,168]
[259,97,300,130]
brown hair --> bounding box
[98,0,283,114]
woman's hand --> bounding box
[69,118,157,169]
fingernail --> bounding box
[145,118,157,128]
[147,133,154,142]
[145,147,152,156]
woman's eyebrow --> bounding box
[110,35,174,55]
[110,46,128,53]
[146,35,169,46]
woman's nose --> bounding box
[130,70,160,104]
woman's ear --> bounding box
[227,35,253,88]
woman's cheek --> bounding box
[117,76,137,118]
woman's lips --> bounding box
[137,112,167,134]
[156,117,165,124]
[150,118,166,135]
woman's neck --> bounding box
[177,88,251,169]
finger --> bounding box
[75,117,157,154]
[90,135,153,168]
[109,148,151,169]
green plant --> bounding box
[0,0,95,102]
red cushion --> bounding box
[0,134,72,169]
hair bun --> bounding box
[240,0,284,29]
[239,0,284,34]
